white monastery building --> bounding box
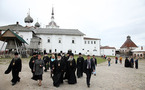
[0,8,101,56]
[100,46,116,56]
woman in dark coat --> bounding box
[5,52,22,86]
[33,54,44,86]
[125,57,130,67]
[50,54,56,78]
[66,53,77,84]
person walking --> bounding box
[107,57,111,66]
[135,57,138,69]
[5,52,22,86]
[83,55,95,87]
[119,56,122,64]
[52,53,65,87]
[77,53,84,78]
[66,53,77,84]
[43,53,50,72]
[29,52,37,79]
[91,55,97,76]
[33,54,44,86]
[115,57,118,64]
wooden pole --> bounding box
[14,39,18,53]
[0,41,6,54]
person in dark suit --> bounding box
[29,52,37,79]
[91,55,97,76]
[5,52,22,86]
[83,55,95,87]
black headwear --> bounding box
[70,53,74,56]
[58,53,61,56]
[14,52,19,55]
[79,53,82,55]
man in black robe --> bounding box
[29,52,37,79]
[77,53,84,78]
[43,53,50,72]
[83,55,95,87]
[52,53,65,87]
[64,53,70,80]
[67,53,77,84]
[5,52,22,86]
[125,57,130,67]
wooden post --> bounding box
[14,39,18,53]
[0,41,6,54]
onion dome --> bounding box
[24,14,33,23]
[35,22,40,27]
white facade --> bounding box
[100,46,116,56]
[37,34,84,54]
[83,38,101,56]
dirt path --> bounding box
[0,58,145,90]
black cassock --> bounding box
[125,58,130,67]
[29,56,37,79]
[5,58,22,83]
[67,59,77,84]
[53,59,65,87]
[77,57,84,78]
[43,56,50,71]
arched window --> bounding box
[58,38,62,43]
[48,38,50,43]
[72,38,75,44]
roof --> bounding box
[0,29,28,44]
[0,22,33,32]
[100,46,116,49]
[120,36,137,48]
[84,37,100,40]
[34,28,85,36]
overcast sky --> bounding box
[0,0,145,49]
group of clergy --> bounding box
[4,52,97,87]
[124,56,138,69]
[29,52,97,87]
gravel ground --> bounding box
[0,58,145,90]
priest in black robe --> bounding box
[77,53,84,78]
[52,53,65,87]
[125,57,130,67]
[43,53,50,72]
[29,52,37,79]
[5,52,22,86]
[66,53,77,84]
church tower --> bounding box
[46,7,59,29]
[24,9,33,27]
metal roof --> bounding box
[0,22,33,32]
[34,28,85,36]
[0,29,28,44]
[84,37,100,40]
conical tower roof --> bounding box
[120,36,137,48]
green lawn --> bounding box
[74,55,106,64]
[0,55,107,64]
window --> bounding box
[48,38,50,43]
[59,40,61,43]
[112,50,114,52]
[85,41,86,44]
[72,40,75,44]
[55,49,57,52]
[88,41,90,44]
[94,41,96,44]
[91,41,93,44]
